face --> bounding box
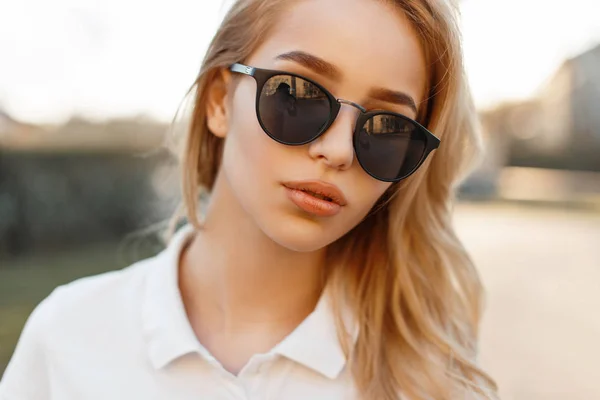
[208,0,427,252]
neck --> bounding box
[179,173,326,334]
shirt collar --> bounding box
[141,224,203,369]
[273,291,359,379]
[141,224,359,378]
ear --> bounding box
[206,68,233,138]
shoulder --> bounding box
[34,225,193,337]
[22,254,165,364]
[42,256,156,329]
[54,257,151,301]
[0,257,159,398]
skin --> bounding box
[179,0,427,375]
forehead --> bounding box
[248,0,428,105]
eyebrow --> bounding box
[275,51,342,81]
[275,50,418,115]
[368,87,418,115]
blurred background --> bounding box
[0,0,599,398]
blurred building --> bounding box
[471,44,600,204]
[536,43,600,155]
[481,43,600,172]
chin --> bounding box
[261,213,344,253]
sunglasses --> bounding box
[229,63,440,182]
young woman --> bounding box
[0,0,499,399]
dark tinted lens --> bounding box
[258,75,331,144]
[355,114,427,181]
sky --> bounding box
[0,0,599,124]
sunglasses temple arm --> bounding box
[230,63,255,76]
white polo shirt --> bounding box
[0,226,360,400]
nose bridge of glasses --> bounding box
[336,98,366,113]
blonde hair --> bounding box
[174,0,499,399]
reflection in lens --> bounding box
[356,114,426,181]
[259,75,331,144]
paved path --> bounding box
[454,203,600,400]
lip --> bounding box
[282,180,347,217]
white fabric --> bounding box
[0,226,360,400]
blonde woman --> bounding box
[0,0,499,399]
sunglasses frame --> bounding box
[230,62,441,182]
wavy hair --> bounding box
[172,0,499,399]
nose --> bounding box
[307,102,358,172]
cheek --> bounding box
[220,87,286,198]
[353,180,393,217]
